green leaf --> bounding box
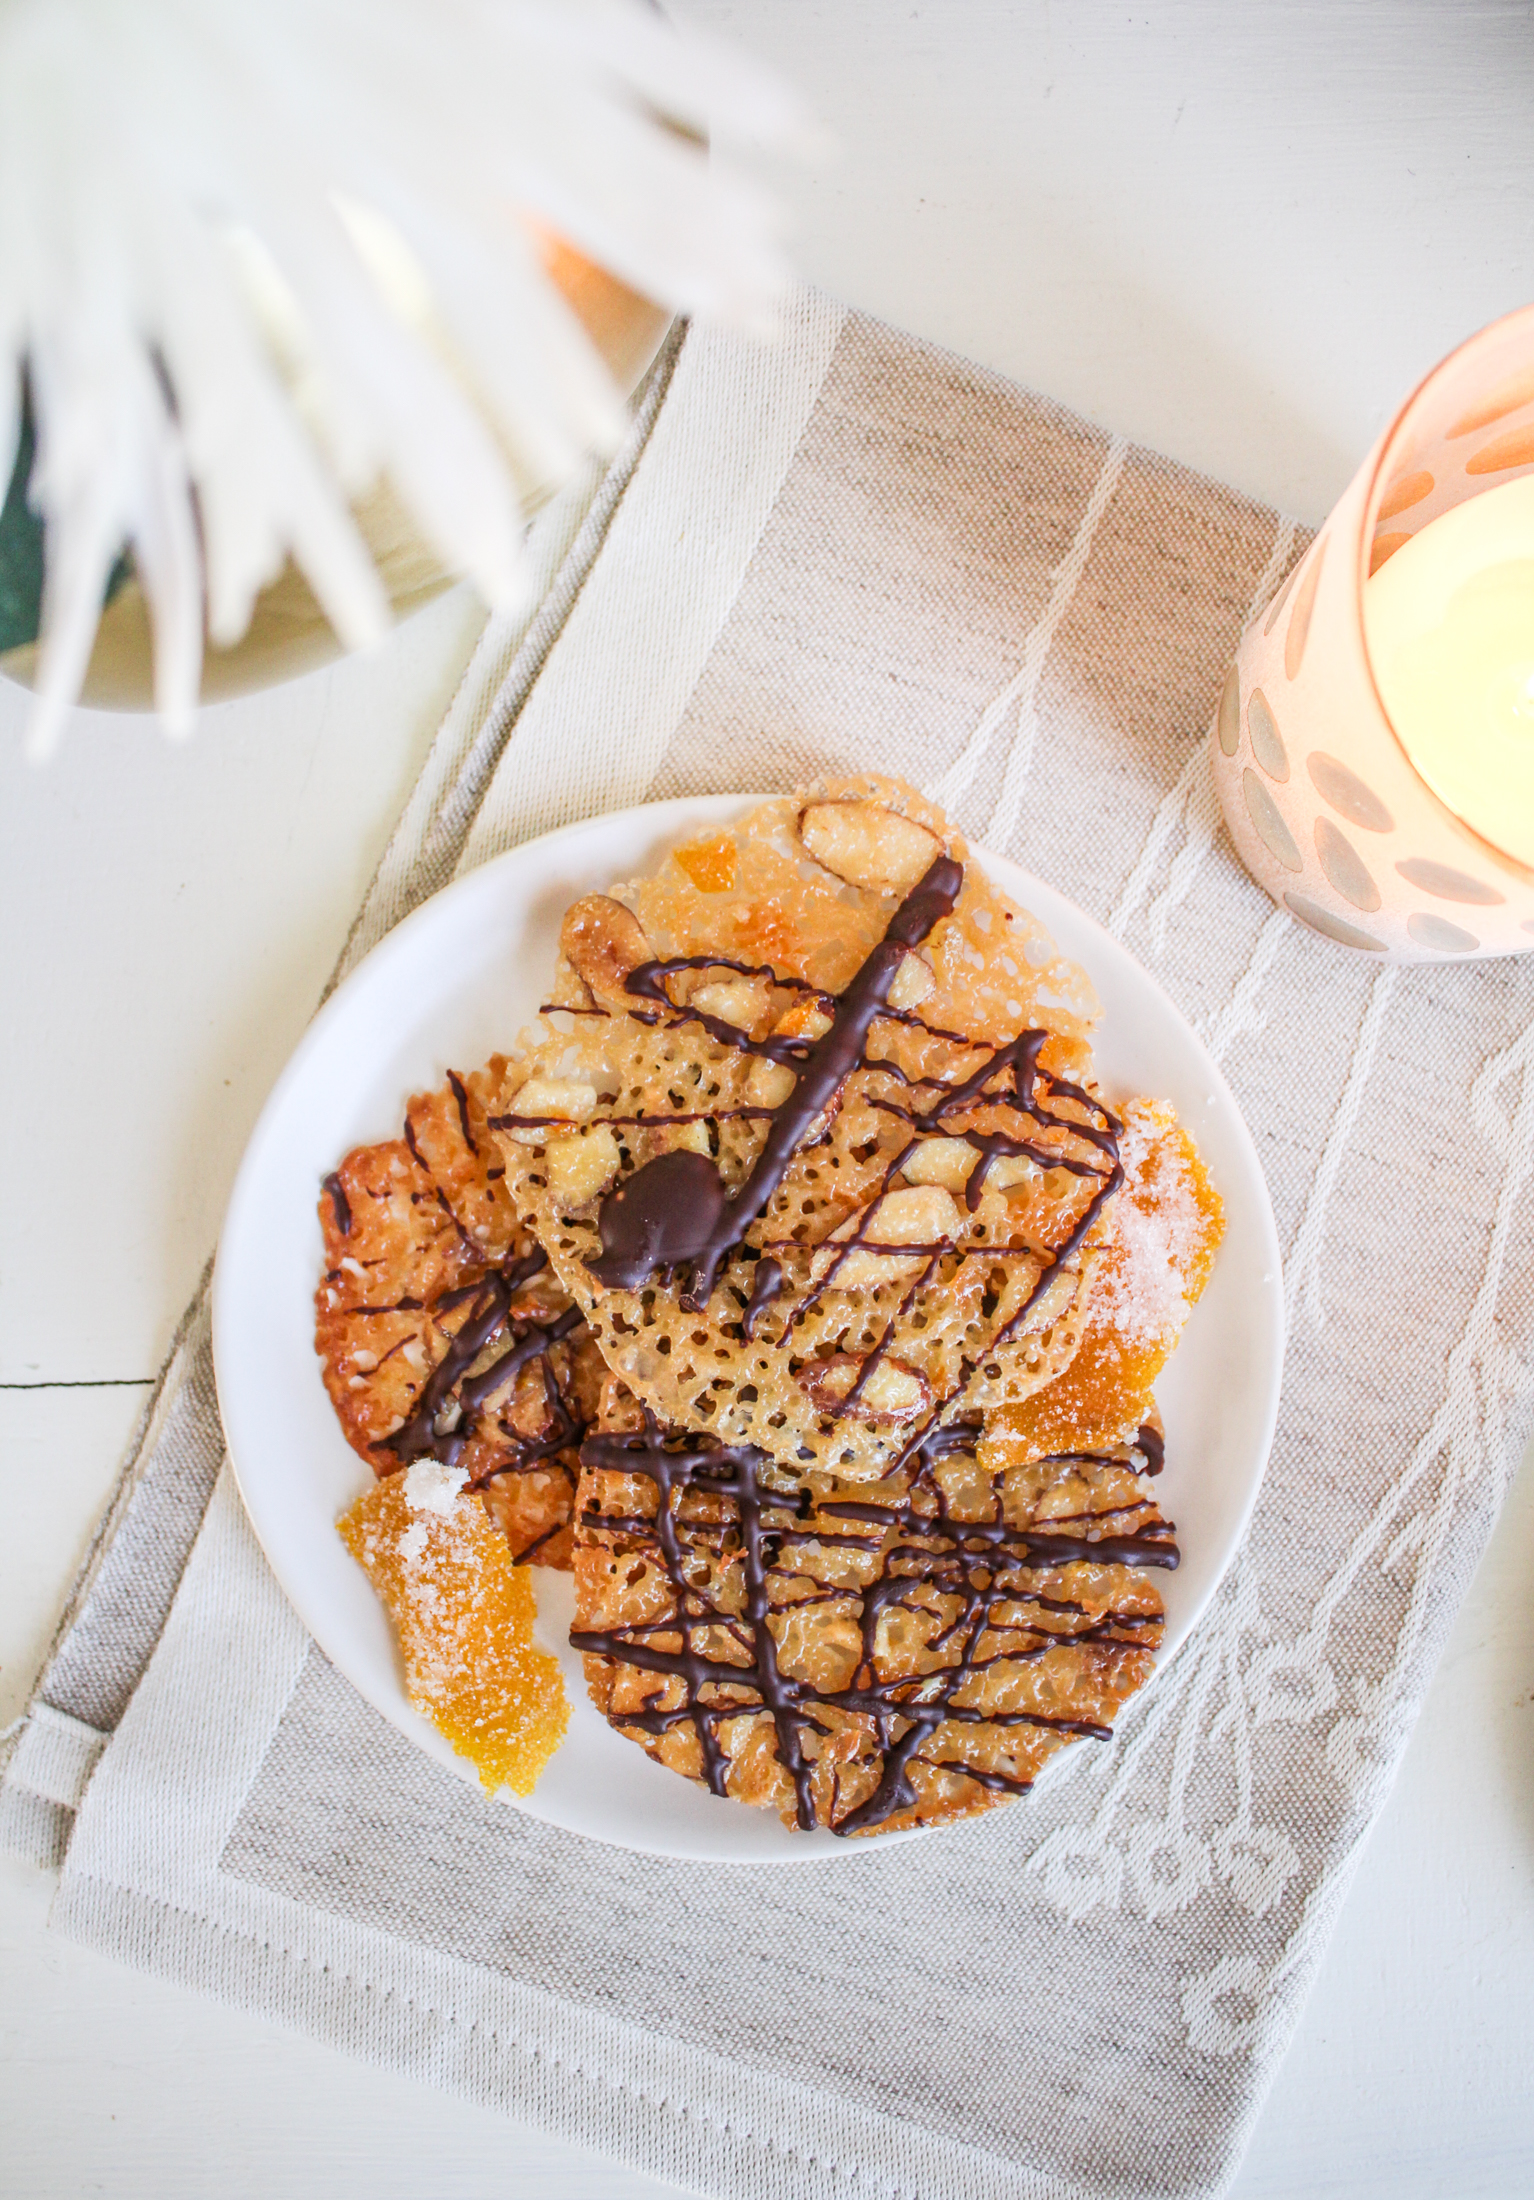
[0,380,137,657]
[0,397,43,655]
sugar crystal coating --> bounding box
[992,1098,1223,1463]
[339,1472,568,1796]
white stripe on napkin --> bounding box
[928,435,1127,835]
[1283,965,1397,1331]
[459,292,848,872]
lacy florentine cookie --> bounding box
[315,1062,604,1567]
[339,1459,568,1794]
[576,779,1098,1048]
[490,781,1119,1480]
[572,1396,1175,1837]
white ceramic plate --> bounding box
[214,795,1284,1862]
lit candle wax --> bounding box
[1365,472,1534,870]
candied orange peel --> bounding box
[993,1097,1225,1461]
[671,829,737,896]
[339,1464,568,1796]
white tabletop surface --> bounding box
[4,4,1532,2194]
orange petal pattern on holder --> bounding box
[1465,424,1534,477]
[1369,531,1411,576]
[1375,471,1434,523]
[1447,364,1534,439]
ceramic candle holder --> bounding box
[1211,304,1534,962]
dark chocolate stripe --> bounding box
[446,1070,478,1156]
[322,1173,353,1236]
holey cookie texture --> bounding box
[490,781,1122,1480]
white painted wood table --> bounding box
[4,5,1532,2193]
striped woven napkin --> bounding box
[6,293,1533,2200]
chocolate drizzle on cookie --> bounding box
[579,1149,729,1293]
[379,1244,590,1502]
[573,1415,1176,1835]
[784,1034,1124,1439]
[446,1069,478,1156]
[624,954,823,1065]
[741,1256,783,1340]
[318,1089,596,1563]
[884,1063,1123,1466]
[588,856,965,1307]
[322,1172,353,1237]
[726,1040,1122,1445]
[576,1427,819,1823]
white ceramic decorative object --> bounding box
[0,0,801,751]
[3,244,673,711]
[1211,305,1534,961]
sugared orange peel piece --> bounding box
[338,1461,568,1796]
[992,1097,1225,1460]
[670,828,738,896]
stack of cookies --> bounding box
[316,778,1222,1837]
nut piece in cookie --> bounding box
[556,894,654,1010]
[799,799,940,891]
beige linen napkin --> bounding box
[6,292,1534,2200]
